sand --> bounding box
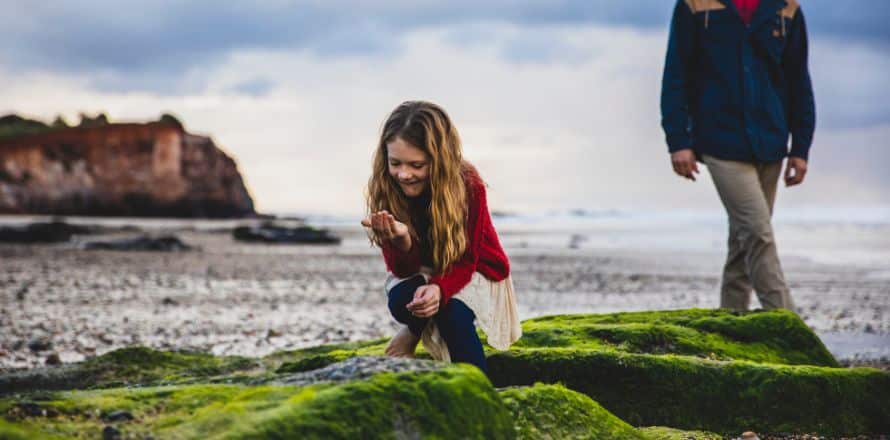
[1,222,888,370]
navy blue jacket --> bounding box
[661,0,815,162]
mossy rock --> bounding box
[499,383,646,439]
[267,338,390,374]
[516,308,837,366]
[0,347,260,395]
[1,363,515,439]
[486,309,889,435]
[639,426,722,440]
[489,348,890,436]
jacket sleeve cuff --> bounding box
[789,143,810,161]
[666,134,692,153]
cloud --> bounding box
[2,0,886,94]
[4,21,886,216]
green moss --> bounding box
[639,426,722,439]
[518,309,837,367]
[268,338,390,374]
[0,347,260,395]
[1,365,514,439]
[0,418,65,440]
[500,384,645,439]
[488,348,890,436]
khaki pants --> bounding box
[702,155,794,311]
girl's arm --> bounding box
[381,238,421,278]
[364,211,422,277]
[428,177,488,305]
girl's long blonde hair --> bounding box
[366,101,470,274]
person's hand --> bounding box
[361,210,411,250]
[406,284,441,318]
[671,149,699,181]
[784,157,807,187]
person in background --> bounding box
[660,0,815,311]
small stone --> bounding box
[162,297,179,306]
[103,410,135,422]
[27,337,53,352]
[740,431,759,440]
[45,353,61,365]
[102,425,122,440]
[17,402,44,417]
[266,329,283,338]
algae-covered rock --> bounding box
[489,345,889,435]
[639,426,722,439]
[3,309,886,437]
[268,338,390,374]
[486,309,889,435]
[499,383,645,439]
[515,308,837,366]
[1,361,514,439]
[0,347,259,395]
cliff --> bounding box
[0,115,255,217]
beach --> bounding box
[1,211,889,371]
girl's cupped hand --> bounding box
[361,211,411,249]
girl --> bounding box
[362,101,521,374]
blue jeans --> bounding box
[387,274,488,374]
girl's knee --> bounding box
[387,275,426,317]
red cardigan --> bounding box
[380,170,510,304]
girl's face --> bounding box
[386,136,431,198]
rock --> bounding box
[740,432,759,440]
[233,223,341,244]
[83,235,192,252]
[16,402,44,417]
[271,356,442,387]
[501,384,646,439]
[27,337,52,352]
[2,361,513,439]
[0,221,90,243]
[102,425,121,440]
[44,353,61,366]
[0,346,259,396]
[103,410,134,422]
[0,116,254,217]
[161,297,179,306]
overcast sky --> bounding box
[2,1,889,216]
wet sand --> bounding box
[1,224,888,370]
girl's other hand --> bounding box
[361,211,411,250]
[406,284,441,318]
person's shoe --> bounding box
[385,326,420,358]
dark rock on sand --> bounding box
[233,223,341,244]
[82,235,192,252]
[27,337,52,352]
[0,221,90,243]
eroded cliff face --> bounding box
[0,122,254,217]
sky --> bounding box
[2,1,889,216]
